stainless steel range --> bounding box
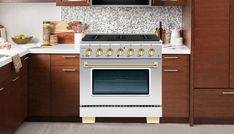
[80,34,162,123]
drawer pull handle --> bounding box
[0,88,4,92]
[11,76,20,82]
[163,69,179,72]
[62,68,78,72]
[63,56,79,59]
[23,57,29,61]
[164,57,179,59]
[222,92,234,95]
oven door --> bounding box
[91,68,151,96]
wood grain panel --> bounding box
[163,55,189,67]
[162,65,189,117]
[51,55,80,66]
[230,0,234,88]
[194,0,229,29]
[194,89,234,117]
[28,55,51,117]
[194,29,229,88]
[51,66,79,117]
[0,0,54,2]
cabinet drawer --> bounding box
[194,89,234,117]
[162,66,189,117]
[51,55,80,66]
[163,55,189,67]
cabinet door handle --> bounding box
[164,57,179,59]
[163,69,179,72]
[222,92,234,95]
[23,56,29,61]
[11,76,20,82]
[0,88,4,92]
[62,68,78,72]
[62,56,79,59]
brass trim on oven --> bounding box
[83,62,158,68]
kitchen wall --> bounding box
[62,6,182,43]
[0,3,61,42]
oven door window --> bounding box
[92,69,150,95]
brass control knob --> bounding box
[138,48,145,56]
[85,48,93,56]
[127,48,135,56]
[96,48,104,56]
[117,48,124,56]
[107,48,114,56]
[148,48,156,56]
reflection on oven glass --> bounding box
[92,69,149,95]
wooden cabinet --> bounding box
[194,89,234,117]
[152,0,185,6]
[56,0,89,6]
[230,0,234,88]
[0,85,7,134]
[28,54,80,120]
[0,0,54,2]
[28,55,51,118]
[51,66,79,117]
[162,55,189,117]
[194,0,230,88]
[51,55,80,118]
[0,56,28,133]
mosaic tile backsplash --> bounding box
[61,6,182,42]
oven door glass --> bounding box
[92,69,150,95]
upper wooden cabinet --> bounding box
[194,0,230,88]
[230,0,234,88]
[152,0,185,6]
[0,0,54,2]
[56,0,89,6]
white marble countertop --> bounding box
[0,43,190,68]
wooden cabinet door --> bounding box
[162,55,189,117]
[56,0,89,6]
[194,0,230,88]
[194,89,234,117]
[152,0,185,6]
[51,66,79,117]
[230,0,234,88]
[0,82,7,134]
[28,55,51,117]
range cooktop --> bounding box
[82,34,160,41]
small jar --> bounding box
[50,35,58,45]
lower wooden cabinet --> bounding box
[51,66,79,117]
[28,54,80,120]
[28,55,51,118]
[194,89,234,117]
[0,56,28,133]
[162,55,190,117]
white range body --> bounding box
[80,34,162,118]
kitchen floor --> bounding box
[15,122,234,134]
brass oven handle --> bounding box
[62,55,80,59]
[163,69,179,72]
[164,57,179,59]
[0,88,4,92]
[84,62,158,68]
[11,76,20,82]
[62,68,78,72]
[222,92,234,95]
